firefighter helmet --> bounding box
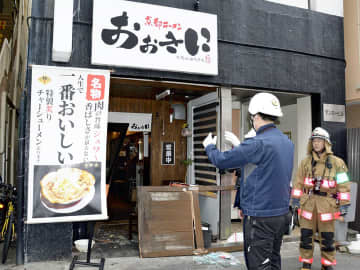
[310,127,331,144]
[248,93,283,117]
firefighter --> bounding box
[203,92,294,270]
[291,127,351,270]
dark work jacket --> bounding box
[205,124,294,217]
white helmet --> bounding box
[310,127,331,144]
[248,93,283,117]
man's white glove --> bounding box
[224,131,240,147]
[245,128,256,139]
[202,132,217,148]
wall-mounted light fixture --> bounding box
[156,89,171,100]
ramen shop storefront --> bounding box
[93,0,219,244]
[23,0,219,262]
[22,0,347,263]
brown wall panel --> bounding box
[109,97,187,186]
[232,109,241,138]
[346,104,360,128]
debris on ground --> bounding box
[193,252,245,268]
[226,232,243,243]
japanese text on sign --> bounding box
[323,104,345,123]
[92,0,218,75]
[101,12,210,58]
[28,65,110,224]
[162,142,175,166]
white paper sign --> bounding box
[27,65,110,224]
[323,104,345,123]
[108,112,152,132]
[92,0,218,75]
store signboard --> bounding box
[92,0,218,75]
[108,112,152,132]
[27,65,110,224]
[323,104,345,123]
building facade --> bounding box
[344,0,360,231]
[0,0,29,188]
[13,0,348,263]
[344,0,360,128]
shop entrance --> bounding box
[78,81,313,257]
[106,118,150,220]
[226,89,312,241]
[187,88,312,242]
[82,78,216,258]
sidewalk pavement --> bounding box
[2,241,360,270]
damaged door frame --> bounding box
[186,87,233,240]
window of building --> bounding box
[265,0,309,9]
[310,0,343,17]
[266,0,344,17]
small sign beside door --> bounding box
[323,104,345,123]
[108,112,152,132]
[161,142,175,165]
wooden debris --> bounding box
[138,185,237,258]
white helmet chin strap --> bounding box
[249,115,256,131]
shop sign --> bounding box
[108,112,152,132]
[323,104,345,123]
[162,142,175,165]
[92,0,218,75]
[27,65,110,224]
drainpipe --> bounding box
[357,0,360,83]
[0,91,7,179]
[16,90,26,265]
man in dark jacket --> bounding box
[203,92,294,270]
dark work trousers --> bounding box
[243,213,288,270]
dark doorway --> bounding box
[107,123,132,220]
[106,123,150,220]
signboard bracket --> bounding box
[69,221,105,270]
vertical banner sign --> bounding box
[27,65,110,224]
[92,0,218,75]
[161,142,175,165]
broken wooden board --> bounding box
[191,191,204,250]
[138,185,237,258]
[138,187,194,257]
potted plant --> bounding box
[181,158,193,182]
